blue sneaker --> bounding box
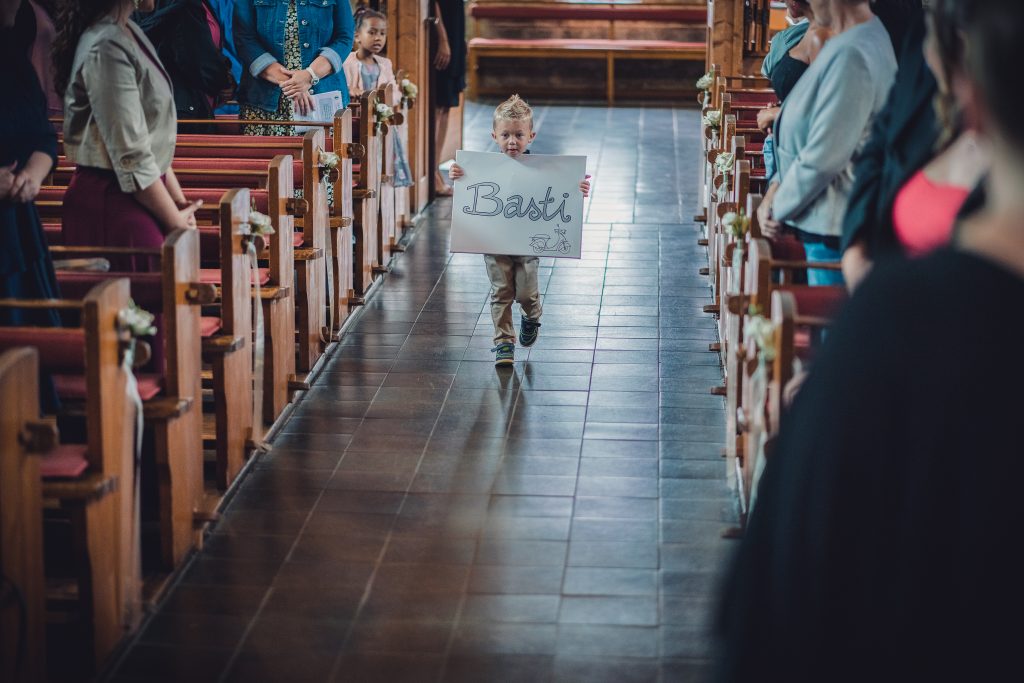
[519,317,541,347]
[493,343,515,367]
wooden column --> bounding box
[706,0,744,77]
[386,0,432,215]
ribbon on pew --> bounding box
[245,211,274,450]
[116,299,155,629]
[319,150,341,342]
[744,314,776,515]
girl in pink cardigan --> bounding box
[343,7,412,187]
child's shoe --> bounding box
[519,317,541,347]
[493,343,515,367]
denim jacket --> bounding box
[233,0,353,112]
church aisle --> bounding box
[106,103,736,683]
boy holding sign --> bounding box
[450,95,591,366]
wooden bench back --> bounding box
[0,348,46,683]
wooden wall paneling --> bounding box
[707,0,744,77]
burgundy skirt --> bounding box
[63,166,165,271]
[63,166,166,370]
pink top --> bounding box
[30,0,61,116]
[892,170,971,258]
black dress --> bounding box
[769,53,808,103]
[137,0,233,124]
[0,2,60,321]
[714,249,1024,682]
[1,1,61,411]
[434,0,466,109]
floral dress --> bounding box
[240,0,300,136]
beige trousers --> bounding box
[484,254,543,345]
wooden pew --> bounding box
[350,89,384,299]
[0,279,140,672]
[0,347,48,683]
[467,3,707,103]
[50,229,209,569]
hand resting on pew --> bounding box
[449,164,593,197]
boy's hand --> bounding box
[579,174,591,197]
[448,163,464,181]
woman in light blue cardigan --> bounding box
[233,0,353,135]
[757,0,897,285]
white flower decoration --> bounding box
[696,72,714,91]
[703,110,722,129]
[400,79,419,99]
[722,211,750,238]
[119,299,157,337]
[716,152,735,174]
[745,314,777,362]
[247,210,275,236]
[318,150,340,170]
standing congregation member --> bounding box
[715,1,1024,680]
[137,0,235,128]
[56,0,201,253]
[757,0,897,286]
[2,0,63,411]
[757,0,832,181]
[343,6,413,189]
[1,0,61,318]
[233,0,354,136]
[842,0,988,288]
[447,96,591,366]
[432,0,466,195]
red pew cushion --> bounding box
[54,373,163,402]
[200,316,222,337]
[0,328,85,372]
[41,445,89,479]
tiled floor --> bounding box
[107,102,737,683]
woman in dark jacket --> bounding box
[138,0,234,124]
[2,0,62,410]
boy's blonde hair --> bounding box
[493,95,533,130]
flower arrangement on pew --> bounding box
[703,109,722,131]
[400,78,418,107]
[375,101,395,134]
[318,150,342,184]
[245,210,276,237]
[696,71,714,92]
[715,152,735,201]
[119,299,157,339]
[722,210,750,239]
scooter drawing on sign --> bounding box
[530,228,571,254]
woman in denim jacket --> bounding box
[233,0,353,135]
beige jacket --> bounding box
[342,52,397,104]
[63,17,176,193]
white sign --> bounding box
[450,151,587,259]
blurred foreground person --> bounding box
[715,1,1024,681]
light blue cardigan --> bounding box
[772,17,897,238]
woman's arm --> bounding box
[317,1,354,79]
[433,1,451,70]
[134,181,202,234]
[233,0,285,82]
[164,168,187,206]
[8,151,52,203]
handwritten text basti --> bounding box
[462,182,574,223]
